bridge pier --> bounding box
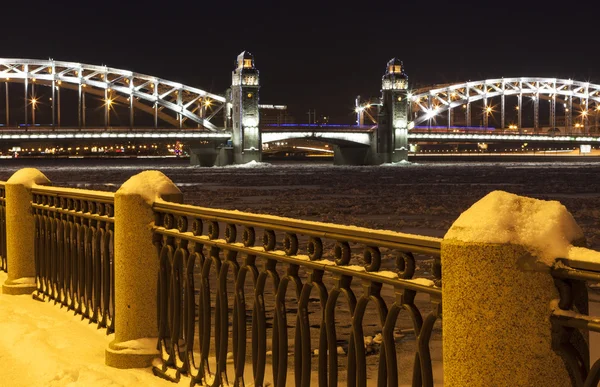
[231,51,262,165]
[375,58,410,164]
[333,145,374,165]
[189,139,233,167]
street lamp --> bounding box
[105,98,113,127]
[31,98,37,125]
[581,110,589,134]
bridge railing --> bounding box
[551,254,600,386]
[151,200,442,386]
[30,185,116,332]
[0,182,6,272]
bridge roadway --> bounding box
[1,126,600,146]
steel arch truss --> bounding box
[0,59,226,131]
[409,78,600,127]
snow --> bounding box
[343,265,367,272]
[0,272,175,386]
[381,160,416,167]
[566,246,600,264]
[373,270,398,278]
[407,278,436,287]
[313,259,336,266]
[6,168,50,188]
[9,277,36,286]
[444,190,584,265]
[33,184,115,201]
[219,160,272,169]
[117,170,181,205]
[550,298,600,323]
[111,338,160,355]
[166,202,441,244]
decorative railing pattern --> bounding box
[552,256,600,386]
[0,182,6,272]
[151,202,442,386]
[32,186,115,333]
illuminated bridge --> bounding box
[1,55,600,164]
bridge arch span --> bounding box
[0,58,226,130]
[410,77,600,128]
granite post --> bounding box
[105,171,182,368]
[2,168,50,295]
[442,190,585,386]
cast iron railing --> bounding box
[552,254,600,387]
[31,186,115,333]
[152,201,442,386]
[0,182,6,272]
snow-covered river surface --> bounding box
[1,158,599,386]
[1,158,599,249]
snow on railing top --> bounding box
[31,185,115,204]
[153,200,441,255]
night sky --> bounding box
[2,1,599,124]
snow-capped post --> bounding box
[2,168,50,295]
[105,171,182,369]
[442,190,586,386]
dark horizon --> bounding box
[1,1,599,124]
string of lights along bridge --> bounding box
[1,53,599,164]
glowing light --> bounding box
[425,108,439,120]
[106,98,113,106]
[242,117,259,127]
[204,99,212,107]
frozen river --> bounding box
[1,157,599,249]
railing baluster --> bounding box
[141,198,442,386]
[0,186,6,272]
[26,186,115,333]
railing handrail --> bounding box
[32,185,115,204]
[154,225,442,296]
[153,200,442,255]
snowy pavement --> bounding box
[0,272,173,387]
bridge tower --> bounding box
[376,58,410,163]
[231,51,261,164]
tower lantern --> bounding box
[378,58,410,162]
[231,51,261,164]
